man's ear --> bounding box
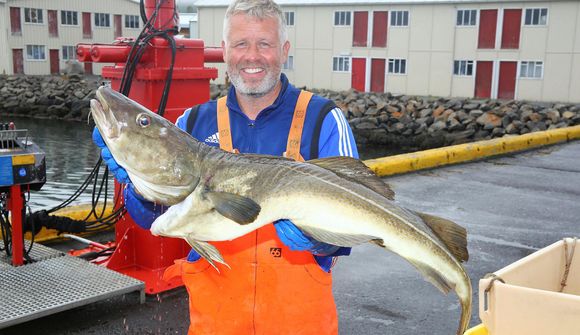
[282,40,290,61]
[221,40,227,60]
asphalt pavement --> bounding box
[2,141,579,335]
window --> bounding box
[457,9,477,26]
[125,15,140,28]
[520,61,543,78]
[524,8,548,26]
[284,11,295,26]
[283,56,294,70]
[390,11,409,27]
[24,8,43,24]
[334,11,351,26]
[62,46,76,60]
[95,13,110,27]
[61,10,78,25]
[333,56,350,72]
[388,58,407,74]
[26,45,46,60]
[453,60,474,76]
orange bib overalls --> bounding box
[164,91,339,335]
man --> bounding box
[94,0,359,333]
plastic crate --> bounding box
[478,238,580,335]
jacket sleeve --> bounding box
[317,107,359,159]
[313,106,359,265]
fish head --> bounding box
[91,86,199,205]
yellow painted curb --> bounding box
[364,125,580,177]
[25,202,115,243]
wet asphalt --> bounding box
[2,141,579,335]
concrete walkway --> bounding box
[334,141,580,334]
[2,141,579,335]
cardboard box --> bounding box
[478,238,580,335]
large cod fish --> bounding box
[91,86,472,335]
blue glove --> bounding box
[123,183,166,229]
[274,219,340,255]
[92,127,130,184]
[274,219,351,272]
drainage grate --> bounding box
[0,255,144,329]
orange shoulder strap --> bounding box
[217,96,235,153]
[284,90,313,162]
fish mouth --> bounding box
[90,87,120,140]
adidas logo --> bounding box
[204,132,219,144]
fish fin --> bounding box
[308,156,395,200]
[204,191,261,225]
[415,212,469,263]
[409,260,455,294]
[299,225,378,247]
[185,236,230,272]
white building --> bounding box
[1,0,141,75]
[194,0,580,103]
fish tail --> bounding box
[456,276,473,335]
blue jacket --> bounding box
[125,74,359,269]
[177,74,358,160]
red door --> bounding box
[353,11,368,47]
[114,15,122,38]
[478,10,498,49]
[372,11,388,48]
[84,62,93,75]
[498,61,517,99]
[48,10,58,37]
[50,49,60,74]
[351,58,366,92]
[475,61,493,98]
[501,9,522,49]
[82,12,92,39]
[10,7,21,35]
[12,49,24,74]
[370,59,385,92]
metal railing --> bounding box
[0,129,28,151]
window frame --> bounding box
[456,9,477,27]
[453,60,474,77]
[60,10,79,26]
[94,13,110,28]
[125,15,140,29]
[283,55,294,71]
[390,10,410,27]
[333,11,352,27]
[388,58,407,75]
[62,45,76,61]
[524,8,548,26]
[284,11,295,26]
[26,45,46,61]
[519,61,544,79]
[332,56,351,72]
[24,8,44,24]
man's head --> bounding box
[222,0,290,98]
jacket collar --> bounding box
[225,73,293,121]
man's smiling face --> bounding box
[223,14,289,97]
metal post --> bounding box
[9,185,24,266]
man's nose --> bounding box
[244,44,261,61]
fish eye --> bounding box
[136,114,151,128]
